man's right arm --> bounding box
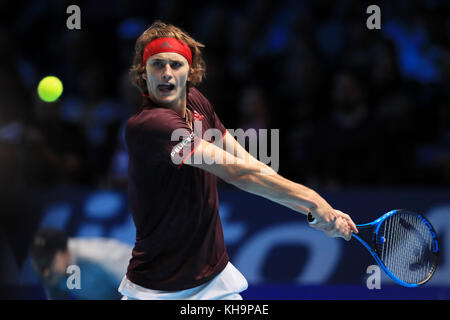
[183,137,357,240]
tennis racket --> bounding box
[307,209,439,287]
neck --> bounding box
[146,88,188,117]
[171,94,187,118]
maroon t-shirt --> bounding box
[125,87,229,291]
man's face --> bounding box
[144,52,190,108]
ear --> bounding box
[142,73,147,80]
[187,68,194,82]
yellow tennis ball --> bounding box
[37,76,63,102]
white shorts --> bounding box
[118,262,248,300]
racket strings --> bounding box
[376,212,435,284]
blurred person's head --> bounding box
[80,64,108,103]
[129,20,206,109]
[278,37,322,101]
[33,100,62,124]
[30,228,70,284]
[238,86,269,130]
[332,71,364,107]
[370,39,400,88]
[0,69,29,123]
[375,91,413,134]
[331,71,368,129]
[119,70,140,112]
[439,49,450,85]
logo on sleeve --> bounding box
[171,132,195,158]
[193,111,204,120]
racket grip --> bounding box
[307,212,317,225]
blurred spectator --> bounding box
[310,71,374,187]
[76,65,126,184]
[30,228,132,300]
[1,0,450,301]
[23,98,90,186]
[237,86,269,131]
[0,0,449,188]
[103,70,141,188]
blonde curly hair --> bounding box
[129,20,206,94]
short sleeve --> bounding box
[188,88,227,140]
[207,101,226,136]
[126,108,201,168]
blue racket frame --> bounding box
[352,209,439,287]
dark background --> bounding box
[2,0,450,189]
[0,0,449,299]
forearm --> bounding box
[228,161,321,215]
[189,138,325,215]
[216,149,356,240]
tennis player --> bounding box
[119,20,358,300]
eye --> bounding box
[170,61,182,69]
[151,60,165,68]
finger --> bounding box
[337,211,358,234]
[344,227,352,241]
[344,215,359,234]
[325,221,345,239]
[350,222,359,234]
[339,228,351,241]
[336,218,352,241]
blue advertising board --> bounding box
[5,185,450,299]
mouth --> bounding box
[157,83,175,93]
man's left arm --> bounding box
[215,131,358,235]
[215,131,259,165]
[217,131,308,212]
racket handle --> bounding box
[307,212,317,225]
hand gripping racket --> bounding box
[307,209,439,287]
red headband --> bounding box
[142,37,192,66]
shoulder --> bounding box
[188,86,206,99]
[126,107,182,135]
[188,87,215,114]
[188,87,210,106]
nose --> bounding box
[161,64,173,82]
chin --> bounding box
[147,92,172,106]
[156,97,177,107]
